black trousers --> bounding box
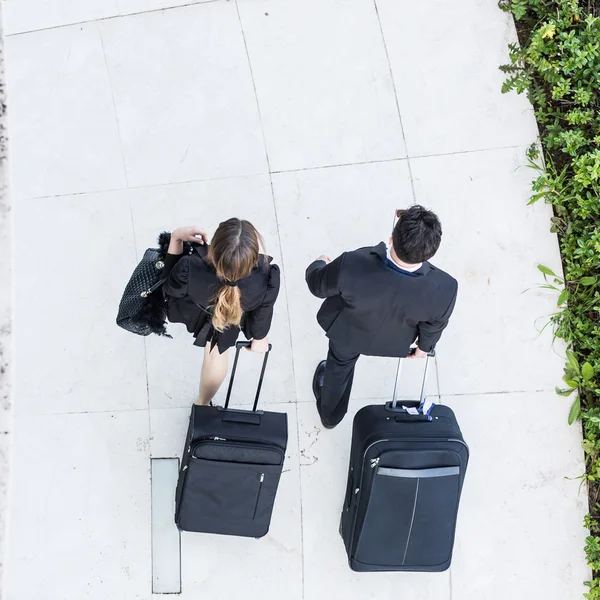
[318,340,361,428]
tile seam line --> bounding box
[295,402,306,599]
[372,0,417,205]
[99,19,153,488]
[5,0,223,37]
[24,170,270,200]
[98,22,129,189]
[20,144,529,202]
[12,389,556,417]
[269,144,527,174]
[234,0,300,406]
[12,399,309,417]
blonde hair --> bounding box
[208,218,264,332]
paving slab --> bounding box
[376,0,539,156]
[411,146,564,395]
[5,411,151,600]
[100,3,268,187]
[13,192,147,416]
[4,0,120,35]
[6,23,127,198]
[129,175,295,408]
[118,0,217,19]
[149,403,302,599]
[238,0,406,172]
[444,392,589,599]
[273,160,441,402]
[4,0,221,36]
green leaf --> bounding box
[538,264,557,277]
[583,363,595,380]
[566,379,579,388]
[557,289,569,306]
[569,396,581,425]
[582,439,596,454]
[556,386,576,397]
[567,350,580,375]
[580,277,597,286]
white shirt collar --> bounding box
[386,247,422,273]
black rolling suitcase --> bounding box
[175,341,288,538]
[340,351,469,572]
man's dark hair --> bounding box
[392,205,442,264]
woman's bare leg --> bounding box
[197,344,229,405]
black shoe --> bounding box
[313,361,335,429]
[312,360,326,402]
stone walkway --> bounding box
[3,0,589,598]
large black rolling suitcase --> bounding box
[175,341,288,538]
[340,351,469,572]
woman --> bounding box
[162,218,280,405]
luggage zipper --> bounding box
[252,473,265,519]
[195,435,284,453]
[347,439,388,550]
[354,440,388,496]
[191,439,285,461]
[448,438,470,452]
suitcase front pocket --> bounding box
[184,459,272,521]
[354,465,461,569]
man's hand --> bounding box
[248,337,269,354]
[316,255,332,264]
[408,347,428,359]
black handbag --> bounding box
[116,232,195,337]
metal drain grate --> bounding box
[151,458,181,594]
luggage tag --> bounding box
[421,396,436,417]
[401,398,435,421]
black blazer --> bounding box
[163,245,280,350]
[305,242,457,357]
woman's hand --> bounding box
[168,226,209,255]
[173,226,209,244]
[249,337,269,354]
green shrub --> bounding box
[499,0,600,594]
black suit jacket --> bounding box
[305,242,457,357]
[163,245,280,348]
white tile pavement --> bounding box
[6,24,127,198]
[4,0,121,36]
[13,192,147,416]
[4,0,589,598]
[376,0,539,156]
[411,146,565,395]
[237,0,406,172]
[446,392,589,599]
[4,0,218,35]
[100,3,268,188]
[5,411,152,600]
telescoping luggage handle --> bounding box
[224,341,272,412]
[388,348,436,420]
[389,208,436,420]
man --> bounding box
[306,205,458,429]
